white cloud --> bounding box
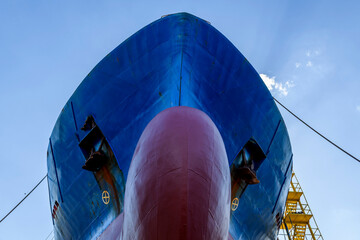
[260,73,294,96]
[260,73,275,90]
[285,81,295,88]
[295,62,301,68]
[306,61,313,67]
[357,105,360,112]
[306,49,321,57]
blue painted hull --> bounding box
[47,13,292,239]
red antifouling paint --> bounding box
[121,106,231,240]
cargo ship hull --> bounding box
[47,13,292,239]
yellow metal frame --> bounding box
[278,172,324,240]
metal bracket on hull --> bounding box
[78,115,126,215]
[230,138,266,205]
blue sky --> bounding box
[0,1,359,239]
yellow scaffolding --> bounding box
[278,172,323,240]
